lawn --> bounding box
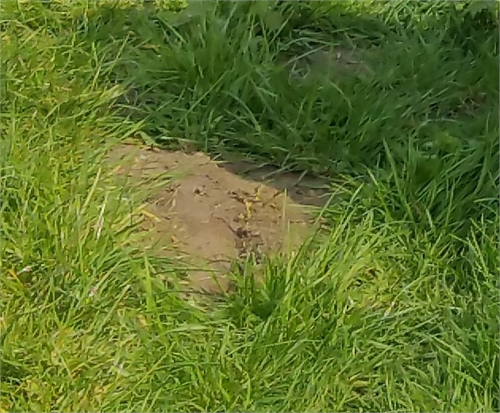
[1,1,498,411]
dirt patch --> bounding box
[221,159,330,208]
[107,144,328,295]
[281,45,373,80]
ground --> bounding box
[107,143,326,294]
[1,1,499,412]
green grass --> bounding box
[1,0,498,411]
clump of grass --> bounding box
[83,2,497,175]
[224,196,498,411]
[1,1,498,412]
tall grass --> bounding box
[1,1,498,411]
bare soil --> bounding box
[282,45,373,80]
[107,144,329,295]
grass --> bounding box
[1,0,498,411]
